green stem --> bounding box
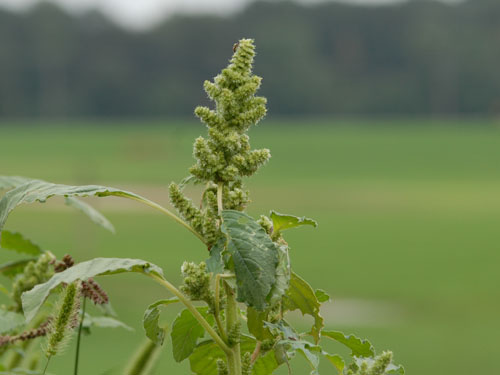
[43,356,51,375]
[214,273,228,343]
[127,195,206,245]
[224,281,242,375]
[217,182,224,216]
[149,274,231,355]
[74,297,87,375]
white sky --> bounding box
[0,0,409,30]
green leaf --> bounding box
[22,257,164,323]
[387,363,405,374]
[270,211,317,236]
[322,330,375,358]
[171,307,214,363]
[252,349,279,375]
[221,210,278,311]
[65,197,115,233]
[143,298,179,345]
[83,314,133,331]
[247,307,273,341]
[205,236,226,274]
[282,339,321,375]
[0,178,167,232]
[315,289,330,303]
[189,336,257,375]
[0,176,30,191]
[268,244,291,305]
[0,308,25,334]
[0,231,42,255]
[283,272,324,344]
[323,353,345,374]
[0,258,37,279]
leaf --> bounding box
[65,197,115,233]
[0,258,37,279]
[270,211,317,236]
[0,231,42,255]
[205,236,226,274]
[323,353,345,374]
[387,363,405,374]
[0,176,30,191]
[283,272,324,344]
[189,335,257,375]
[321,330,375,358]
[282,339,321,375]
[252,349,279,375]
[22,257,164,323]
[83,314,133,331]
[315,289,330,303]
[221,210,278,311]
[0,178,167,232]
[247,307,273,341]
[171,307,214,363]
[0,308,25,334]
[143,298,179,345]
[268,244,291,305]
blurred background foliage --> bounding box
[1,0,500,118]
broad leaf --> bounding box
[268,244,291,305]
[189,335,257,375]
[221,210,278,311]
[0,176,30,191]
[143,298,179,345]
[252,350,279,375]
[205,236,226,274]
[22,257,164,323]
[282,339,321,375]
[0,258,37,279]
[0,178,168,232]
[83,314,133,331]
[0,308,25,334]
[171,307,214,363]
[0,231,42,255]
[315,289,330,303]
[323,353,345,374]
[322,330,375,358]
[283,272,324,343]
[65,197,115,233]
[247,307,272,341]
[270,211,317,236]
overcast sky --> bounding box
[0,0,409,29]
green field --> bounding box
[2,120,500,374]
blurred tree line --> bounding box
[0,0,499,118]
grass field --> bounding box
[1,119,500,374]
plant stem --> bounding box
[74,296,87,375]
[224,281,242,375]
[214,273,227,343]
[42,357,51,375]
[217,182,224,216]
[149,274,231,355]
[250,341,261,364]
[127,195,206,244]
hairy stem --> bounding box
[214,273,228,343]
[149,274,231,355]
[224,281,241,375]
[127,195,206,244]
[217,182,224,216]
[73,296,87,375]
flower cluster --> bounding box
[347,351,394,375]
[180,262,215,308]
[81,278,109,305]
[169,39,270,247]
[11,252,55,312]
[44,282,80,357]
